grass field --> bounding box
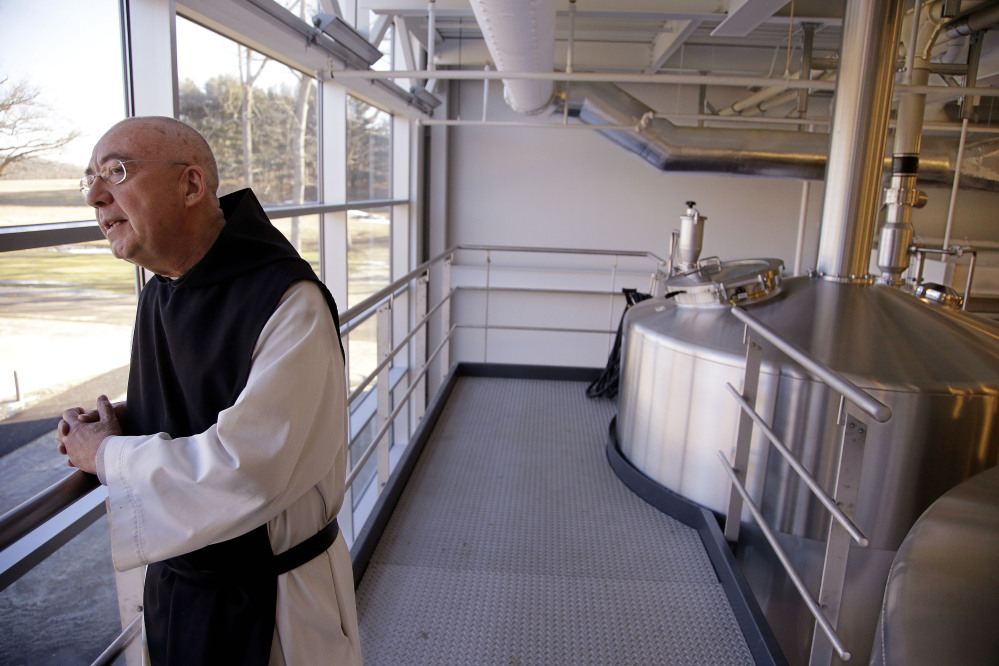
[0,179,92,227]
[1,179,393,411]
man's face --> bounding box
[84,123,190,275]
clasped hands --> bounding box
[55,395,126,476]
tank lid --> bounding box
[666,257,784,307]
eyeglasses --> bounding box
[80,159,190,195]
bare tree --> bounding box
[0,77,79,178]
[238,47,268,188]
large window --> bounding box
[0,2,129,662]
[344,97,393,398]
[0,0,130,415]
[176,18,320,207]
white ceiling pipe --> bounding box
[467,0,557,115]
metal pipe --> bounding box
[91,615,142,666]
[327,67,999,97]
[482,64,490,121]
[794,181,811,275]
[427,0,436,71]
[725,383,870,547]
[816,0,906,281]
[729,306,893,423]
[943,117,970,250]
[904,0,923,85]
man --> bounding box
[55,116,361,665]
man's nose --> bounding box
[85,177,111,207]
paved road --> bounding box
[0,365,128,460]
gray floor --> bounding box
[356,376,755,665]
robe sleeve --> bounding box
[100,280,347,572]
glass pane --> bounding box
[371,16,394,73]
[346,96,392,201]
[348,415,377,510]
[347,207,391,308]
[346,317,378,393]
[271,213,321,274]
[271,0,321,19]
[0,0,124,224]
[176,18,319,205]
[0,245,135,421]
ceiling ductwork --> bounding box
[553,81,999,191]
[467,0,999,192]
[467,0,556,114]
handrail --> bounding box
[347,288,452,407]
[346,323,456,488]
[91,614,142,666]
[721,303,896,664]
[1,243,659,663]
[0,471,100,552]
[724,384,870,547]
[729,305,892,423]
[339,243,663,327]
[718,454,853,662]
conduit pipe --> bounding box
[815,0,906,281]
[876,1,946,284]
[467,0,556,114]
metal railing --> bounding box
[0,243,661,665]
[718,305,892,664]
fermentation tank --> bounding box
[615,1,999,660]
[616,258,999,664]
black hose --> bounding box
[585,288,657,399]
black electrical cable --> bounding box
[585,288,670,400]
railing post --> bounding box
[414,273,428,425]
[483,250,492,363]
[809,406,868,665]
[441,253,452,380]
[724,334,764,542]
[376,302,392,493]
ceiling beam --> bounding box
[646,19,699,74]
[712,0,789,37]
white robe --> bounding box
[99,280,362,665]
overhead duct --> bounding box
[467,0,556,114]
[467,0,999,190]
[553,82,999,190]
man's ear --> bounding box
[180,165,208,207]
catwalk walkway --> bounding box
[356,376,756,665]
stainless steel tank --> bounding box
[616,270,999,665]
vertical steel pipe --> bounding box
[816,0,906,281]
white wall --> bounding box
[437,80,999,368]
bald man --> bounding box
[56,117,361,665]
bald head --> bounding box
[85,116,227,277]
[105,117,220,197]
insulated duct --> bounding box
[468,0,999,191]
[552,82,999,190]
[467,0,556,114]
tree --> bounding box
[238,46,268,188]
[0,77,79,178]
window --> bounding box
[343,98,393,396]
[0,1,128,660]
[176,17,320,208]
[0,0,130,416]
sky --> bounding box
[0,0,303,169]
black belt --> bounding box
[145,519,341,665]
[273,518,339,575]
